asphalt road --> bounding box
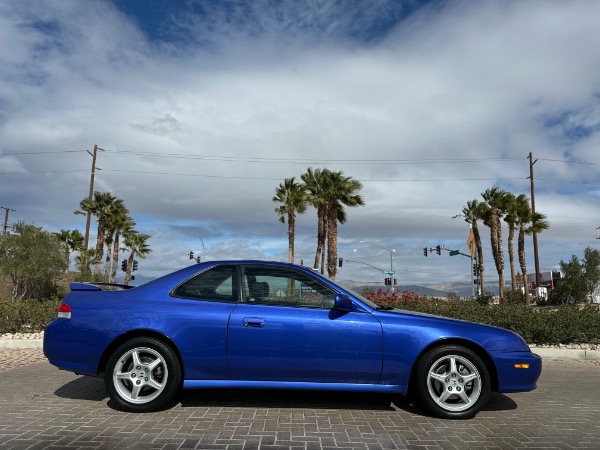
[0,350,599,449]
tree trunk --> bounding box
[508,226,516,291]
[518,228,530,304]
[473,224,485,294]
[489,212,505,302]
[313,206,325,270]
[124,253,134,285]
[111,234,120,283]
[496,216,505,301]
[326,206,338,280]
[287,211,295,263]
[93,224,105,275]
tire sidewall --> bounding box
[105,337,181,412]
[414,345,490,420]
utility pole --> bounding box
[83,145,103,250]
[1,207,15,233]
[528,152,541,289]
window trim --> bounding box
[169,264,240,303]
[239,264,339,309]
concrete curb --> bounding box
[0,339,43,349]
[0,339,598,360]
[531,347,600,360]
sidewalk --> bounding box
[1,334,598,360]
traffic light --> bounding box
[423,247,428,257]
[300,259,304,266]
[133,260,138,271]
[121,260,127,272]
[130,275,135,281]
[384,277,390,286]
[436,245,441,255]
[338,257,343,267]
[473,264,478,276]
[188,251,194,260]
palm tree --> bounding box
[75,191,118,275]
[122,231,152,285]
[321,170,365,280]
[54,229,84,271]
[461,200,486,294]
[503,193,530,291]
[301,168,328,272]
[521,211,550,303]
[74,248,96,279]
[273,177,308,263]
[481,186,509,302]
[104,200,135,282]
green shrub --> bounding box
[366,289,600,345]
[0,298,61,333]
[504,289,526,305]
[2,292,600,346]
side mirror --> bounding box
[333,294,353,312]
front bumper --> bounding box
[491,351,542,393]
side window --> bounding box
[242,266,337,309]
[172,265,237,302]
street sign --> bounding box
[384,270,395,275]
[449,250,459,256]
[467,229,475,258]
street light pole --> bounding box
[196,236,206,262]
[359,240,396,292]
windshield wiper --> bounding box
[376,305,395,310]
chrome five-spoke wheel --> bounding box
[113,347,168,404]
[105,338,181,412]
[414,345,490,419]
[427,354,482,412]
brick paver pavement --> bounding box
[0,351,599,449]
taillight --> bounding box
[58,302,71,319]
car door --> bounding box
[227,264,383,384]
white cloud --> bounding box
[1,0,599,285]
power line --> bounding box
[2,167,598,185]
[0,170,88,174]
[538,158,599,166]
[1,150,87,155]
[102,150,524,164]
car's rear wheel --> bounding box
[413,345,490,419]
[105,337,181,412]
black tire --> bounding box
[413,345,490,420]
[105,337,181,412]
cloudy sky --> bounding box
[1,0,599,287]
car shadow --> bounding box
[177,389,517,414]
[178,388,410,412]
[54,376,108,402]
[53,377,517,414]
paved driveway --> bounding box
[0,351,599,449]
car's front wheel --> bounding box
[105,337,181,412]
[413,345,490,419]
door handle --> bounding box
[243,317,265,328]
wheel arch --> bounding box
[408,338,499,394]
[97,329,184,378]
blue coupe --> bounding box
[44,260,541,419]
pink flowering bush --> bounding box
[365,288,427,308]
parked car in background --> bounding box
[44,260,541,419]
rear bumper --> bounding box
[491,351,542,393]
[44,319,115,376]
